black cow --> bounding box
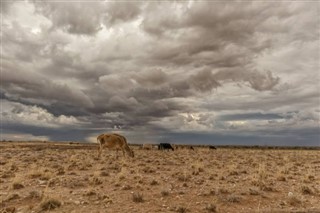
[158,143,174,151]
[209,145,217,150]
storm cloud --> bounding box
[1,1,319,146]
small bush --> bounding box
[100,171,109,177]
[249,188,260,196]
[28,191,41,199]
[161,190,169,197]
[40,198,61,210]
[12,182,24,190]
[1,207,16,213]
[91,176,103,185]
[205,204,217,212]
[226,194,241,203]
[287,194,302,206]
[150,179,159,185]
[177,207,188,213]
[277,176,286,181]
[132,193,144,203]
[122,185,132,190]
[177,174,190,182]
[301,185,313,195]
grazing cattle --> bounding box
[209,145,217,150]
[97,133,134,158]
[142,144,153,150]
[158,143,174,151]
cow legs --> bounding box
[98,144,102,158]
[115,149,119,159]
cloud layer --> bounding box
[1,1,319,146]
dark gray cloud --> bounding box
[1,1,319,146]
[218,113,285,122]
[104,2,142,26]
[2,67,93,108]
[34,2,105,35]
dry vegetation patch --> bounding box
[0,142,319,213]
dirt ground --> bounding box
[0,142,319,213]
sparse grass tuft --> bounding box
[177,172,190,182]
[90,176,103,185]
[191,161,205,175]
[287,194,302,206]
[100,171,109,177]
[5,193,20,202]
[205,203,218,212]
[301,185,313,195]
[28,168,53,180]
[249,188,260,195]
[1,207,16,213]
[28,191,42,199]
[277,175,286,181]
[176,206,188,213]
[12,182,24,190]
[226,194,241,203]
[161,190,170,197]
[132,192,144,203]
[122,185,132,190]
[150,179,159,185]
[40,198,61,211]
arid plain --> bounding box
[0,142,319,213]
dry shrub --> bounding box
[121,185,132,190]
[304,174,315,183]
[100,171,109,177]
[10,164,18,172]
[191,161,205,175]
[40,198,61,211]
[161,190,169,197]
[150,179,159,185]
[176,206,188,213]
[216,187,230,195]
[1,207,16,213]
[84,190,97,197]
[249,188,260,196]
[12,182,24,190]
[5,193,20,202]
[226,194,241,203]
[118,174,126,180]
[142,166,155,173]
[177,172,190,182]
[28,168,52,180]
[90,175,103,186]
[28,191,42,199]
[228,170,239,176]
[1,172,15,179]
[301,185,313,195]
[205,203,218,212]
[287,194,302,206]
[132,192,144,203]
[56,167,65,175]
[276,175,286,181]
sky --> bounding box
[1,1,319,146]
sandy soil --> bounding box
[0,142,319,213]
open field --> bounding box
[0,141,319,213]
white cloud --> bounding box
[2,101,83,128]
[1,133,49,142]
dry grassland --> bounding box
[0,142,319,213]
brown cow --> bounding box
[97,133,134,158]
